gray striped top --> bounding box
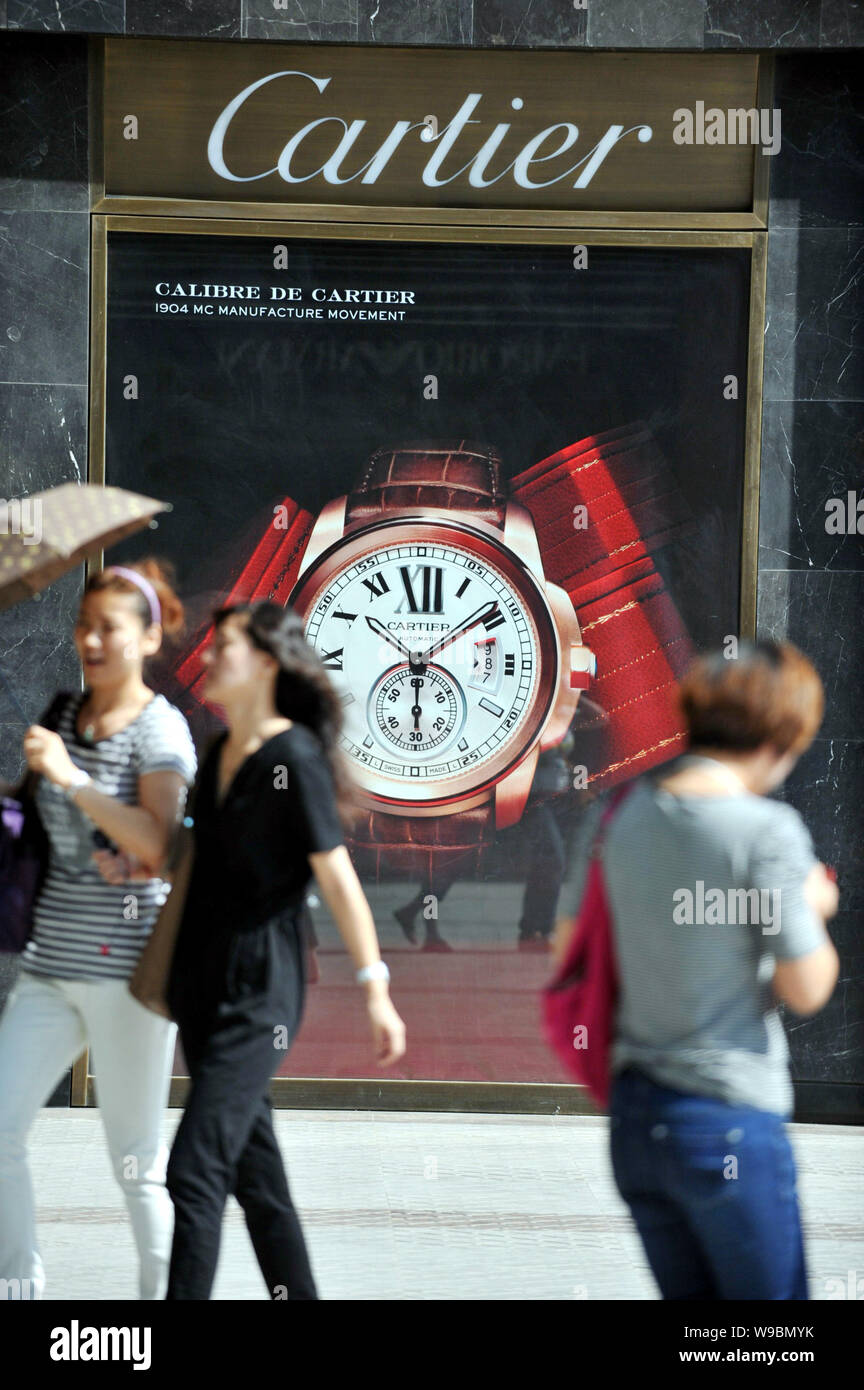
[22,691,197,982]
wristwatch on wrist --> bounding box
[287,441,596,879]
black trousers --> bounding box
[165,914,318,1300]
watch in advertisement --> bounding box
[286,442,596,878]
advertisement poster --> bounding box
[104,230,750,1084]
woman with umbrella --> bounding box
[0,559,197,1300]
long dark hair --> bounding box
[212,601,355,823]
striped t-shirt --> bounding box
[21,690,197,982]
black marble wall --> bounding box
[758,52,864,1121]
[0,32,89,1102]
[0,9,861,1117]
[1,0,863,46]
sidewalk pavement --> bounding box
[26,1107,864,1300]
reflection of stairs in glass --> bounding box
[288,883,562,1084]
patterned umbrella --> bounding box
[0,483,170,723]
[0,483,169,612]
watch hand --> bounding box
[365,616,426,668]
[420,604,498,664]
[410,675,424,730]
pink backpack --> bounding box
[541,785,632,1109]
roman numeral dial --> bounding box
[303,538,539,792]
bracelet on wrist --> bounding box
[64,768,92,802]
[356,961,390,986]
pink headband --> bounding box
[104,566,162,625]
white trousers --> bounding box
[0,970,176,1300]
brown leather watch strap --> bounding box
[348,804,497,883]
[345,441,506,530]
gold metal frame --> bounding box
[73,44,773,1111]
[76,214,767,1112]
[177,1078,599,1116]
[95,203,768,231]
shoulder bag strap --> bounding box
[16,689,75,803]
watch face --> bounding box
[288,518,559,807]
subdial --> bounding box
[371,665,465,755]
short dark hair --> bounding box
[678,640,823,757]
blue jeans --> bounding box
[610,1067,808,1300]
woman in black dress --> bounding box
[130,602,406,1300]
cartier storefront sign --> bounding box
[98,40,762,214]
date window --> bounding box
[470,637,501,693]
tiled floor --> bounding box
[26,1108,864,1300]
